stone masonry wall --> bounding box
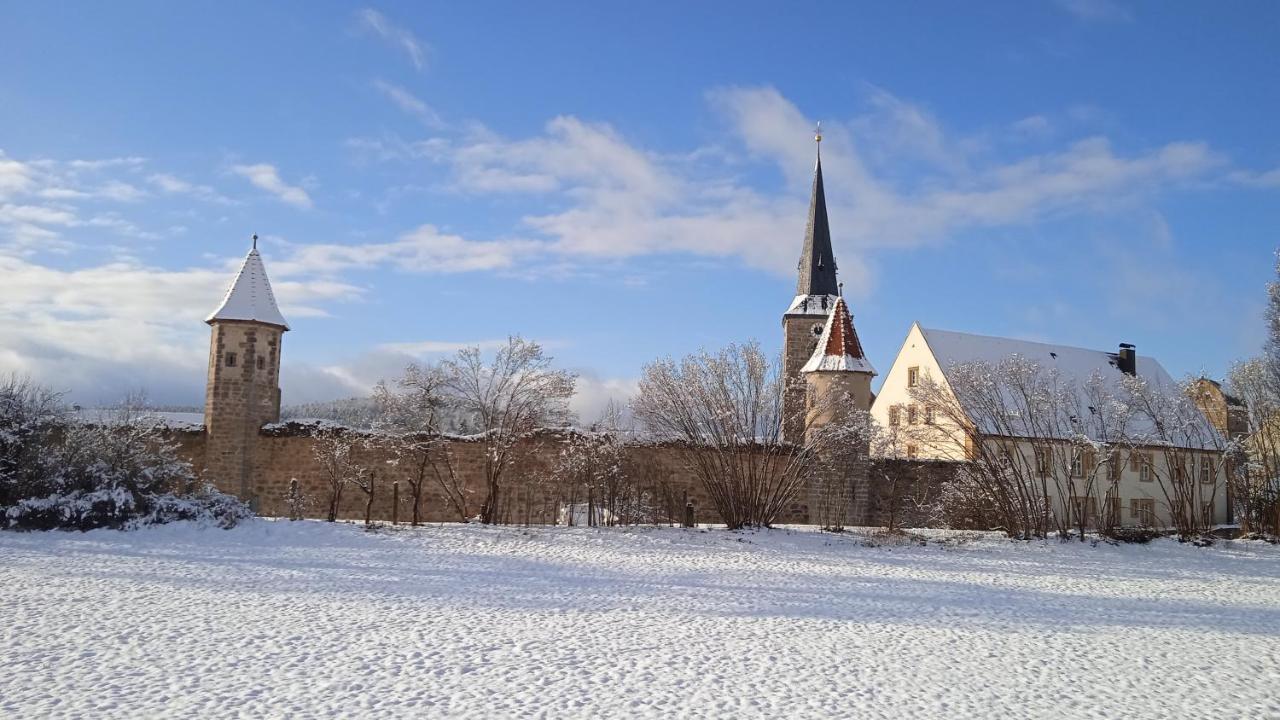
[173,425,958,527]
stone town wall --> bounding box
[172,425,959,527]
[863,458,960,528]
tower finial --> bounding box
[252,233,258,250]
[814,121,822,160]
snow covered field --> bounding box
[3,521,1278,719]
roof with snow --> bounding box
[206,247,290,330]
[920,327,1176,389]
[802,297,875,374]
[916,326,1220,447]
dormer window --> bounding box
[224,352,237,367]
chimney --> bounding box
[1117,343,1136,376]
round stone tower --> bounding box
[202,237,289,501]
[801,295,876,437]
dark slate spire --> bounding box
[796,128,839,297]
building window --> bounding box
[1034,446,1049,477]
[257,355,266,371]
[924,405,935,424]
[1130,498,1155,526]
[224,352,237,368]
[1108,450,1123,482]
[1070,496,1098,528]
[1070,452,1083,478]
[907,405,919,425]
[888,407,900,426]
[1131,452,1153,482]
[907,366,920,387]
[906,443,919,459]
[1199,457,1212,484]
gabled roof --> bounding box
[919,327,1175,389]
[795,156,840,297]
[206,247,290,330]
[916,325,1210,445]
[802,297,875,374]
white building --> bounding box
[871,323,1229,529]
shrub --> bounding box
[0,380,253,531]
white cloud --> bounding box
[378,338,511,355]
[356,8,426,71]
[147,173,234,204]
[569,372,638,425]
[0,155,35,199]
[1229,166,1280,189]
[0,247,362,404]
[276,224,542,276]
[1010,115,1053,139]
[1055,0,1133,22]
[355,86,1220,294]
[230,163,313,208]
[373,80,444,128]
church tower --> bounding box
[782,127,842,443]
[203,236,289,500]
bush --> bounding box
[1102,526,1165,544]
[0,379,253,531]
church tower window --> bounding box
[225,352,237,368]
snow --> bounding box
[802,351,876,374]
[69,409,204,430]
[206,248,290,329]
[2,522,1278,718]
[785,293,839,316]
[921,326,1176,390]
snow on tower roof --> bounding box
[205,244,290,330]
[801,296,875,374]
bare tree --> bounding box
[441,336,576,525]
[1122,375,1234,540]
[544,404,641,527]
[632,341,852,530]
[373,363,471,523]
[1228,359,1280,535]
[1224,252,1280,536]
[904,358,1058,539]
[311,427,368,523]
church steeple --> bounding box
[796,127,839,297]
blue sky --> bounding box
[2,1,1277,417]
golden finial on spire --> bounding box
[815,121,822,144]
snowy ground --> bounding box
[3,522,1279,719]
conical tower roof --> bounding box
[796,154,839,297]
[206,241,290,330]
[801,296,874,374]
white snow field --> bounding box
[3,522,1279,719]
